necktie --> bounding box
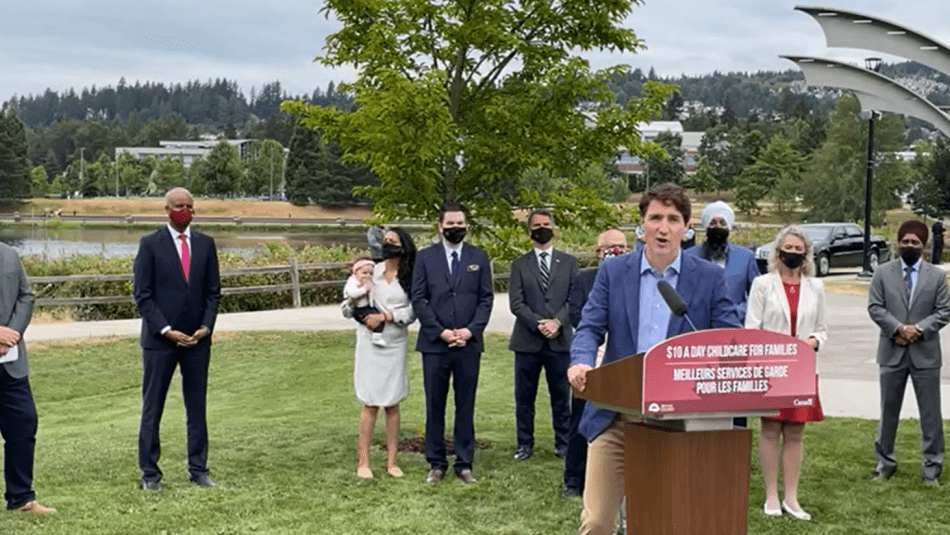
[904,265,913,300]
[450,251,459,283]
[539,251,550,290]
[179,234,190,281]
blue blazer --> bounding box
[570,249,740,441]
[411,242,494,354]
[133,228,221,351]
[685,243,759,321]
[569,267,598,329]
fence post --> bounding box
[289,257,302,308]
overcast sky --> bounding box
[3,1,950,103]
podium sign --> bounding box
[642,329,816,416]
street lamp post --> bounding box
[79,147,85,199]
[859,57,882,278]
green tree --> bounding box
[284,122,323,205]
[245,139,286,198]
[187,157,209,196]
[689,155,719,195]
[910,138,950,218]
[734,135,803,218]
[0,109,32,202]
[30,165,48,197]
[644,132,685,186]
[200,141,243,196]
[801,96,907,225]
[284,0,672,258]
[310,140,377,207]
[155,157,187,192]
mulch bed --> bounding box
[380,436,492,454]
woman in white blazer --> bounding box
[745,226,828,521]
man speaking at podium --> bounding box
[567,183,740,535]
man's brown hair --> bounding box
[638,182,691,223]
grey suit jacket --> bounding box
[868,259,950,368]
[508,248,578,353]
[0,244,34,379]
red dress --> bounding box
[764,280,824,423]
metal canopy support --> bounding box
[780,55,950,138]
[795,6,950,76]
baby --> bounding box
[343,257,386,346]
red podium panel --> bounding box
[642,329,817,416]
[576,328,815,535]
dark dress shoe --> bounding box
[425,469,445,484]
[191,474,216,488]
[141,480,162,491]
[457,469,477,484]
[513,446,533,461]
[563,486,582,498]
[554,446,568,459]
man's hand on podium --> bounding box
[568,364,592,392]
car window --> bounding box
[846,225,864,238]
[832,227,847,239]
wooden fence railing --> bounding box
[31,260,516,308]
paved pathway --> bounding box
[26,278,950,421]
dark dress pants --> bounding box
[876,358,944,480]
[139,343,210,483]
[0,367,37,509]
[422,349,480,474]
[514,346,571,450]
[933,239,944,265]
[563,394,587,490]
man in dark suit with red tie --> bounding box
[411,202,494,485]
[133,187,221,491]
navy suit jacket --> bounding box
[133,227,221,351]
[685,243,759,321]
[411,242,494,354]
[570,249,740,441]
[569,267,598,330]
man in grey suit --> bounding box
[0,243,55,513]
[869,219,950,486]
[508,209,578,461]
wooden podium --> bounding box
[578,353,753,535]
[576,329,818,535]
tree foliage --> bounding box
[734,135,803,219]
[909,138,950,218]
[284,0,672,258]
[801,95,908,225]
[0,108,32,202]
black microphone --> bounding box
[657,280,697,332]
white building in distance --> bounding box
[115,139,255,167]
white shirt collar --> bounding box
[167,223,192,241]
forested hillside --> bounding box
[3,62,950,216]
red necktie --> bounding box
[179,234,190,281]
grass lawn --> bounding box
[8,331,950,534]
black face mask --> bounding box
[779,250,805,269]
[442,226,467,245]
[382,244,403,259]
[530,227,554,245]
[705,227,730,247]
[900,247,922,266]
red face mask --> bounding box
[169,208,193,227]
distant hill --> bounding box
[2,79,353,130]
[608,61,950,119]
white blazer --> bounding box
[745,273,828,371]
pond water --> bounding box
[0,225,371,259]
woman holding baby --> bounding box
[342,228,417,479]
